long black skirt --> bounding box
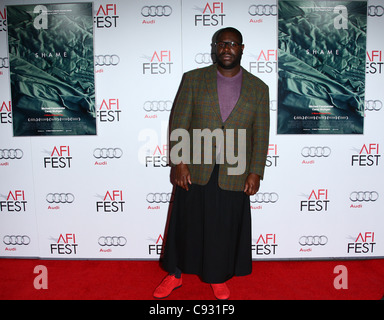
[161,165,252,284]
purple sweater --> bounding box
[217,69,243,122]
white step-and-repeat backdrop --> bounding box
[0,0,383,260]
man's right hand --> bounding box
[175,163,191,191]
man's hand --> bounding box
[244,173,260,196]
[175,163,191,191]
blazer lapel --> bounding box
[204,65,223,123]
[224,67,253,124]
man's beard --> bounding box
[216,53,242,70]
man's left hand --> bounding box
[243,173,261,196]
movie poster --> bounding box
[7,3,96,136]
[277,0,367,134]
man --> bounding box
[154,27,270,300]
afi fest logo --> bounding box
[97,98,121,123]
[0,190,27,212]
[138,120,168,167]
[96,190,125,213]
[0,7,6,32]
[366,50,383,74]
[249,50,277,75]
[148,234,163,255]
[194,2,225,26]
[347,232,376,254]
[94,3,119,28]
[266,144,279,167]
[300,189,330,212]
[252,234,278,256]
[0,101,11,124]
[43,146,72,168]
[142,50,173,75]
[145,144,168,167]
[50,233,78,255]
[351,143,381,166]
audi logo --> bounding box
[248,4,277,16]
[46,193,75,203]
[250,192,279,203]
[270,100,277,111]
[368,5,384,17]
[0,57,9,68]
[3,235,30,245]
[195,53,213,64]
[143,101,172,112]
[350,191,379,202]
[299,236,328,246]
[146,193,172,203]
[95,55,120,66]
[0,149,24,160]
[98,236,127,246]
[141,5,172,17]
[301,146,331,157]
[93,148,123,159]
[365,100,383,111]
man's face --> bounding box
[215,31,244,70]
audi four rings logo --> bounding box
[46,193,75,203]
[141,5,172,17]
[350,191,379,202]
[143,101,172,112]
[301,147,331,157]
[365,100,383,111]
[3,235,30,245]
[249,4,277,16]
[251,192,279,203]
[299,236,328,246]
[95,55,120,66]
[93,148,123,159]
[0,149,24,160]
[368,5,384,17]
[147,193,172,203]
[270,100,277,111]
[98,236,127,246]
[195,53,212,64]
[0,57,9,68]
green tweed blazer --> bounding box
[169,64,270,192]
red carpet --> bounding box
[1,259,383,300]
